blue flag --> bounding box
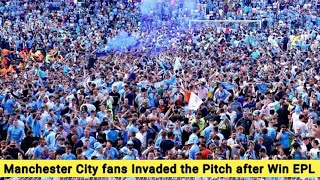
[63,65,70,74]
[159,61,167,75]
[220,82,235,91]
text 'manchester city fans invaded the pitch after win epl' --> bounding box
[0,160,319,178]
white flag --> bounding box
[173,57,182,72]
[80,103,97,113]
[154,81,163,89]
[188,92,203,110]
[91,78,102,88]
[83,76,91,91]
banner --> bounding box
[188,92,203,110]
[0,160,319,178]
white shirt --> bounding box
[309,148,319,159]
[217,133,224,144]
[292,112,301,125]
[301,144,307,154]
[18,120,25,131]
[226,111,237,126]
[80,104,97,113]
[40,111,49,131]
[227,138,236,147]
[86,116,99,132]
[293,121,308,135]
[136,132,146,148]
[46,101,55,110]
[253,120,266,129]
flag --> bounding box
[137,82,148,88]
[112,81,123,91]
[290,35,300,49]
[154,81,163,89]
[314,40,318,49]
[154,78,176,89]
[66,94,75,102]
[82,76,91,91]
[36,69,46,79]
[45,55,50,63]
[220,82,236,91]
[252,50,260,59]
[163,77,176,87]
[158,60,167,75]
[173,57,182,72]
[188,92,203,110]
[63,65,70,74]
[256,83,269,93]
[91,79,102,88]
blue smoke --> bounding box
[105,31,139,52]
[178,0,198,27]
[140,0,200,29]
[183,0,197,12]
[101,0,201,55]
[140,0,158,16]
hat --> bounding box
[95,144,103,150]
[294,133,301,137]
[93,142,102,150]
[174,141,182,146]
[220,114,227,120]
[120,147,131,155]
[186,140,195,145]
[127,140,134,145]
[253,110,260,116]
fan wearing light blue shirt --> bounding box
[121,141,139,160]
[202,119,215,142]
[104,141,119,160]
[45,129,56,150]
[188,127,199,145]
[7,119,25,144]
[90,143,105,160]
[81,128,96,148]
[62,146,76,160]
[187,140,200,160]
[33,139,47,160]
[2,94,15,115]
[82,145,94,159]
[215,85,231,103]
[276,125,294,152]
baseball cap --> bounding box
[174,141,182,147]
[253,110,260,116]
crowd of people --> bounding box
[0,0,320,163]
